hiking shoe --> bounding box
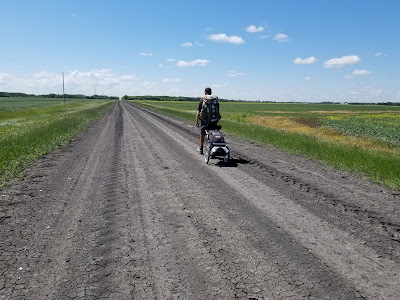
[197,147,203,154]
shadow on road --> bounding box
[217,157,250,168]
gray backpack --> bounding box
[199,95,221,125]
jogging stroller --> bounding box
[203,124,230,164]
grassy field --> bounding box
[132,100,400,190]
[0,97,115,188]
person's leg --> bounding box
[198,126,206,154]
[200,134,205,148]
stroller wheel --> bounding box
[223,152,229,163]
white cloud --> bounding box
[367,88,382,96]
[228,70,247,77]
[166,58,175,62]
[345,75,353,79]
[353,86,383,97]
[294,56,317,65]
[158,64,164,68]
[364,88,381,97]
[176,59,210,67]
[139,52,152,56]
[180,41,204,47]
[68,69,117,83]
[257,34,271,40]
[324,55,360,68]
[352,69,371,76]
[376,51,383,56]
[273,33,288,43]
[169,87,179,94]
[120,74,139,80]
[162,78,182,83]
[246,25,264,33]
[211,83,227,88]
[34,71,55,78]
[304,77,311,80]
[143,81,157,88]
[0,73,17,91]
[372,89,382,96]
[0,72,14,81]
[208,33,245,45]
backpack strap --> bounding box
[204,95,218,100]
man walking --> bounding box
[195,87,220,154]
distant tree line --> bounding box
[376,102,400,106]
[0,92,119,100]
[0,92,36,97]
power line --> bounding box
[62,72,65,104]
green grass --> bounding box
[321,115,400,147]
[0,97,92,111]
[132,100,400,190]
[0,97,115,188]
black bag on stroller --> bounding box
[203,125,230,164]
[208,130,225,146]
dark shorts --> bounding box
[200,121,219,136]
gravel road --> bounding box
[1,101,399,299]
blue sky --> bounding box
[1,0,399,102]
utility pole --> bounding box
[62,72,65,104]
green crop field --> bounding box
[132,100,400,190]
[0,97,115,188]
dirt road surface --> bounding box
[1,101,399,299]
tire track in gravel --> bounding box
[122,102,217,298]
[48,101,136,299]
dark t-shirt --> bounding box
[197,98,203,111]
